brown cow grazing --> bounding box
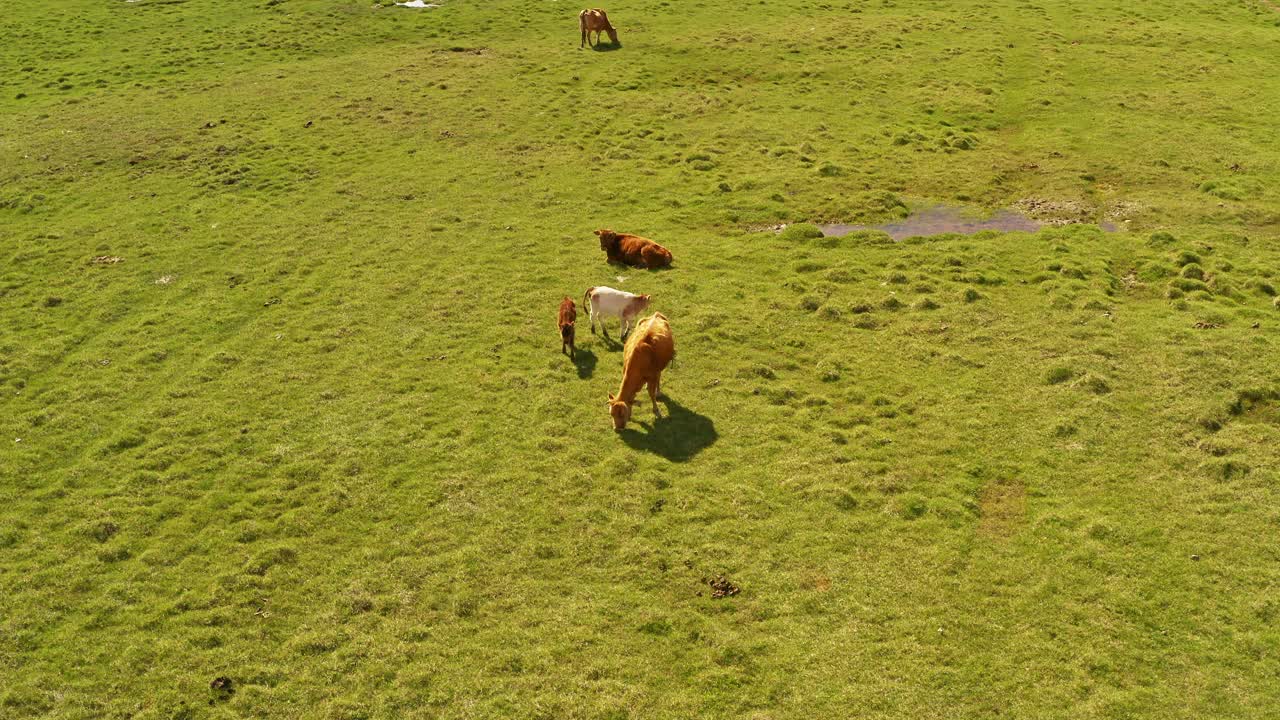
[579,9,619,48]
[607,312,675,431]
[595,229,673,269]
[557,296,577,360]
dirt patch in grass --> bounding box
[1013,198,1090,225]
[1013,198,1118,229]
[1104,200,1144,222]
[977,478,1026,539]
[745,222,788,233]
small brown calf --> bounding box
[558,296,577,359]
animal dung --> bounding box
[707,575,740,598]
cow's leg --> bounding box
[649,378,661,418]
[581,26,587,48]
[589,307,597,335]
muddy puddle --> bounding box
[819,204,1116,241]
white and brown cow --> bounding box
[579,8,619,48]
[582,286,649,340]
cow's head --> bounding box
[607,393,633,431]
[637,294,651,311]
[605,27,619,44]
[594,229,619,251]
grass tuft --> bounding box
[1046,367,1074,385]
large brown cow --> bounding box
[595,229,673,269]
[607,312,675,430]
[579,9,619,48]
[557,296,577,360]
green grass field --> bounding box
[3,0,1280,717]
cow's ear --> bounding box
[607,392,615,402]
[593,229,603,236]
[642,294,650,300]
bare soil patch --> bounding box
[977,478,1027,539]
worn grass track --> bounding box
[2,0,1279,718]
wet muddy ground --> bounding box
[820,204,1116,240]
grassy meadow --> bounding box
[3,0,1280,717]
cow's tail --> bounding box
[582,287,594,316]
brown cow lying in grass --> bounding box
[607,312,674,430]
[595,229,673,269]
[579,9,618,48]
[557,296,577,360]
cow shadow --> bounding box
[618,396,716,462]
[590,42,623,52]
[606,260,672,272]
[572,347,597,379]
[592,333,625,353]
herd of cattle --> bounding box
[571,17,674,431]
[558,230,675,430]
